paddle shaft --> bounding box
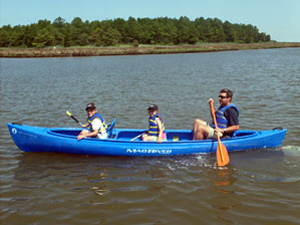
[209,102,222,143]
[66,111,84,126]
[209,101,230,166]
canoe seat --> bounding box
[107,118,117,138]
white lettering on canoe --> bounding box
[126,148,172,155]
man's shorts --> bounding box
[207,126,223,139]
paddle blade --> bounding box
[66,111,72,116]
[216,142,230,167]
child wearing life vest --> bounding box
[142,104,166,143]
[77,102,108,140]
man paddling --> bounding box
[77,103,108,140]
[193,89,239,140]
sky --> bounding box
[0,0,299,42]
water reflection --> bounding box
[214,167,236,188]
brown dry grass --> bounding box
[0,42,299,58]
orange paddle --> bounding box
[209,101,230,167]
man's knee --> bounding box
[194,119,200,126]
[194,119,206,127]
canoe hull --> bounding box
[8,123,287,156]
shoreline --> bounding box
[0,42,299,58]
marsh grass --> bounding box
[1,42,299,58]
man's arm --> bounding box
[224,107,239,134]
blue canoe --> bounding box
[8,122,286,156]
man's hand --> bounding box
[214,128,224,137]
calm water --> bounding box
[1,48,300,224]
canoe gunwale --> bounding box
[46,127,260,144]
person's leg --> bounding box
[194,124,210,140]
[142,134,157,141]
[79,129,89,136]
[77,129,90,140]
[193,119,208,140]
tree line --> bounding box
[0,16,271,48]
